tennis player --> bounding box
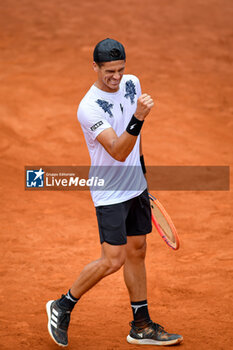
[46,38,183,347]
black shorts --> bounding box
[95,189,152,245]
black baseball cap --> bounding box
[93,38,126,63]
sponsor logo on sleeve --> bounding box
[90,120,103,131]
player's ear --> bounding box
[93,62,99,73]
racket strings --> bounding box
[151,203,175,243]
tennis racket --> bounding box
[149,193,180,250]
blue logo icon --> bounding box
[26,168,44,188]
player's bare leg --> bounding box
[124,235,183,346]
[124,235,151,326]
[46,242,126,347]
[70,242,126,298]
[123,235,147,301]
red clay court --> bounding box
[0,0,232,349]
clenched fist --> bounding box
[134,94,154,121]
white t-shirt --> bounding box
[77,74,147,206]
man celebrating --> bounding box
[46,38,183,347]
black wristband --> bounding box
[126,115,144,136]
[140,155,146,174]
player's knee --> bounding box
[136,242,147,260]
[110,256,125,273]
[128,239,147,260]
[105,256,125,274]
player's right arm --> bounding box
[97,94,154,162]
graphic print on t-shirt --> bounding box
[96,99,114,117]
[124,80,136,104]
